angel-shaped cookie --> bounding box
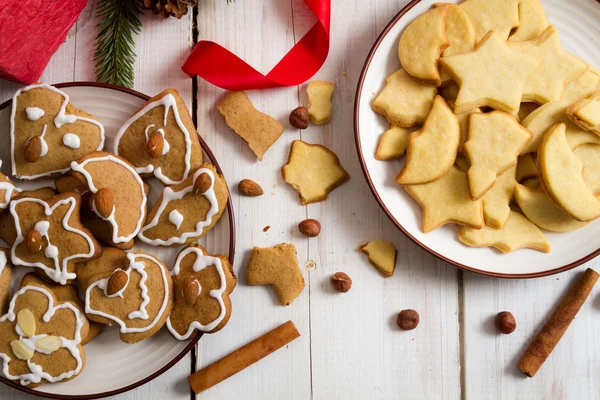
[0,278,89,387]
[138,164,229,246]
[167,244,236,340]
[77,249,174,344]
[114,89,203,185]
[10,84,105,180]
[8,192,101,285]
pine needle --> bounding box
[94,0,143,88]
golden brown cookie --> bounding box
[114,88,203,185]
[217,91,284,161]
[360,240,397,277]
[246,243,305,306]
[77,248,174,344]
[70,151,147,250]
[307,81,335,125]
[0,274,89,387]
[138,164,229,246]
[7,192,101,285]
[0,164,20,211]
[0,249,13,314]
[10,84,104,180]
[167,244,236,340]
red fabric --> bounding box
[0,0,87,84]
[182,0,331,90]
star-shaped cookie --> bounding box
[440,31,542,114]
[509,26,588,104]
[404,166,483,233]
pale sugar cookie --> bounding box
[509,0,548,41]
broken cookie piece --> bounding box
[246,243,305,306]
[217,91,284,161]
[360,240,397,277]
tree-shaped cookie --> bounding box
[70,151,147,250]
[246,243,305,306]
[464,111,532,200]
[460,0,520,41]
[114,89,203,185]
[0,277,89,387]
[8,192,101,285]
[138,164,229,246]
[282,140,349,204]
[167,244,236,340]
[440,31,542,114]
[77,248,174,344]
[10,84,105,180]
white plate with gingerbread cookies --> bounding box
[355,0,600,277]
[0,82,235,398]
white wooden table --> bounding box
[1,0,600,399]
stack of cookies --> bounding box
[0,84,235,387]
[373,0,600,253]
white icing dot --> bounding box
[25,107,45,121]
[34,221,50,235]
[45,244,58,259]
[168,210,184,230]
[62,133,81,149]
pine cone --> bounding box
[143,0,197,19]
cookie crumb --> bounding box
[305,260,316,271]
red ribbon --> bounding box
[182,0,331,90]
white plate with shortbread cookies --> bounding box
[355,0,600,277]
[0,82,235,398]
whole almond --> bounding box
[298,219,321,237]
[193,172,212,195]
[106,269,129,296]
[24,136,42,162]
[17,309,36,337]
[238,179,263,197]
[10,340,34,360]
[183,276,201,305]
[146,132,164,159]
[35,335,62,352]
[94,188,114,219]
[26,230,42,253]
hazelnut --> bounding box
[494,311,516,334]
[330,272,352,293]
[298,219,321,237]
[289,106,309,129]
[397,309,419,330]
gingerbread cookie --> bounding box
[167,245,236,340]
[0,276,89,387]
[114,89,203,185]
[10,84,105,180]
[246,243,305,306]
[138,164,228,246]
[70,151,147,250]
[8,192,101,285]
[77,248,173,344]
[0,162,20,211]
[0,249,12,314]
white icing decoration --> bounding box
[0,160,21,210]
[70,154,147,244]
[0,252,6,276]
[168,210,184,230]
[0,286,84,386]
[85,253,171,333]
[114,93,192,185]
[166,247,227,339]
[138,168,218,246]
[25,107,44,121]
[144,124,170,156]
[62,133,81,149]
[10,84,105,180]
[9,197,97,285]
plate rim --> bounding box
[353,0,600,279]
[0,81,236,399]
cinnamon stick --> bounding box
[188,320,300,394]
[518,268,599,377]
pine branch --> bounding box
[94,0,143,88]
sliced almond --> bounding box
[24,136,42,162]
[146,132,165,159]
[106,269,129,296]
[182,276,200,305]
[17,309,36,337]
[26,230,42,253]
[35,335,62,352]
[93,188,114,219]
[193,172,212,195]
[10,340,34,360]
